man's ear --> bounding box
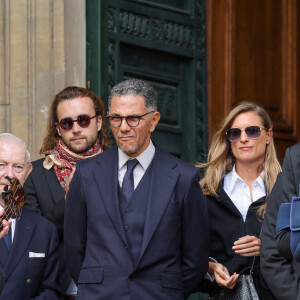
[97,116,102,132]
[26,163,33,180]
[150,112,160,133]
[56,124,62,137]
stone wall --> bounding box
[0,0,85,160]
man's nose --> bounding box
[119,118,131,132]
[4,166,15,180]
[72,121,82,133]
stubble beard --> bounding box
[65,136,98,154]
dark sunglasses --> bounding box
[226,126,267,141]
[58,115,96,131]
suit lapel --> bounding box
[217,183,243,218]
[4,210,35,278]
[44,168,65,205]
[92,147,128,247]
[138,148,179,263]
[0,239,8,269]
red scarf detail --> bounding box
[44,139,102,191]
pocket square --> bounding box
[29,252,45,258]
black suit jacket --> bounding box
[23,158,71,293]
[200,184,274,299]
[260,143,300,300]
[0,208,61,299]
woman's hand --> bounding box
[209,262,239,289]
[232,235,260,256]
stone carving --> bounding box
[195,59,207,161]
[108,7,198,50]
[162,21,193,48]
[108,7,117,32]
[108,42,116,92]
[119,10,150,38]
[156,86,178,125]
[105,0,207,161]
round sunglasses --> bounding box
[58,115,96,131]
[226,126,267,141]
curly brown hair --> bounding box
[40,86,110,154]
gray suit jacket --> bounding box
[261,143,300,300]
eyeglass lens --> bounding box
[226,126,262,141]
[109,116,140,128]
[108,111,155,128]
[59,115,95,130]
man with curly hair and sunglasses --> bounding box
[23,86,111,299]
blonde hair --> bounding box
[198,101,281,218]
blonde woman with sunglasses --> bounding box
[198,101,281,299]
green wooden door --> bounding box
[87,0,207,163]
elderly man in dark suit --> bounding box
[64,79,209,300]
[261,143,300,300]
[0,133,61,300]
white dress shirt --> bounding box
[118,140,155,189]
[223,165,266,221]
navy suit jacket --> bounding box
[23,158,71,293]
[64,145,209,300]
[0,208,61,299]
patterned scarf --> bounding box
[43,138,103,191]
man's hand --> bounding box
[232,235,260,256]
[209,262,239,289]
[0,209,11,239]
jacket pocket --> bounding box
[162,272,182,290]
[78,266,104,284]
[28,257,45,267]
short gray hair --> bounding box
[0,133,31,163]
[108,79,157,112]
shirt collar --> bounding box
[225,165,265,194]
[118,140,155,171]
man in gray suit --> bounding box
[261,144,300,300]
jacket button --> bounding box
[125,208,130,213]
[129,275,134,281]
[26,279,32,285]
[124,225,129,231]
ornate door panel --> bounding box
[207,0,300,162]
[87,0,207,163]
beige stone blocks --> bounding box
[0,0,85,160]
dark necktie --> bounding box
[122,159,138,201]
[4,225,12,251]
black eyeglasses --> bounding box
[107,111,155,128]
[226,126,267,141]
[58,115,96,131]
